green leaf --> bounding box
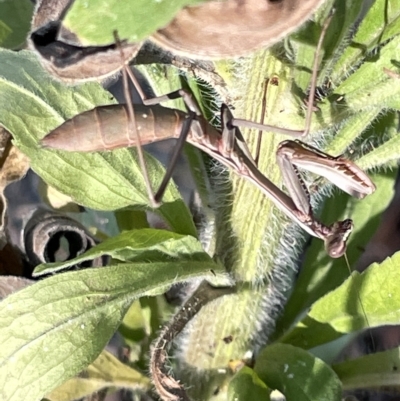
[119,299,148,345]
[0,0,33,49]
[33,229,211,276]
[356,112,400,170]
[358,134,400,169]
[0,261,220,401]
[115,209,149,231]
[327,34,400,120]
[282,252,400,349]
[228,366,271,401]
[62,0,207,46]
[310,254,400,330]
[312,33,400,154]
[0,49,196,236]
[333,348,400,390]
[326,108,399,163]
[254,344,341,401]
[47,349,150,401]
[0,21,11,47]
[332,0,400,83]
[324,108,381,156]
[292,0,364,92]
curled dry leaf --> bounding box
[150,281,234,401]
[151,0,326,59]
[23,210,106,268]
[29,0,142,82]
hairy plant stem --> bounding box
[175,49,311,400]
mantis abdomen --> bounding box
[42,104,186,152]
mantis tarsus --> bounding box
[40,19,375,258]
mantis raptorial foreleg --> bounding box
[218,104,371,258]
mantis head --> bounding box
[324,219,354,258]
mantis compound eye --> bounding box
[325,219,354,258]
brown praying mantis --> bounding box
[40,22,376,259]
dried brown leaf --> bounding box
[29,0,142,82]
[151,0,325,59]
